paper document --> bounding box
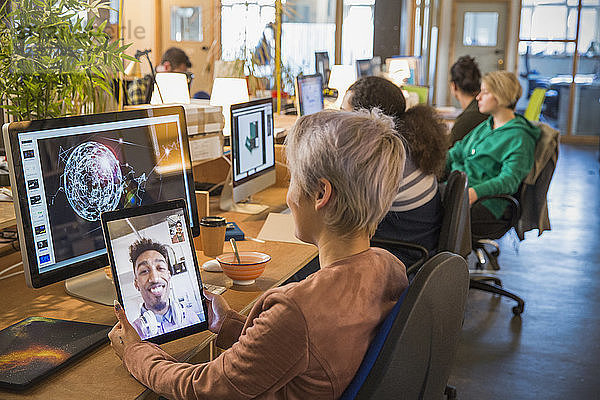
[257,213,310,245]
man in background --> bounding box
[128,47,192,105]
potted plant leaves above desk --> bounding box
[0,0,136,121]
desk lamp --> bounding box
[210,78,250,136]
[328,65,356,109]
[150,72,191,105]
[124,60,142,79]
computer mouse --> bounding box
[202,259,222,272]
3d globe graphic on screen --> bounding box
[63,141,123,221]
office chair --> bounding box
[370,237,429,277]
[470,122,559,315]
[524,88,547,122]
[340,252,469,400]
[470,195,525,315]
[371,170,470,277]
[438,171,525,315]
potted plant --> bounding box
[0,0,136,121]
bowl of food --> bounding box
[216,251,271,285]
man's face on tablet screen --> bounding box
[133,250,171,312]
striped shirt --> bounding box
[389,156,438,212]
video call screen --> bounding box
[104,207,206,341]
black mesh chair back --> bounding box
[354,252,469,400]
[438,171,471,258]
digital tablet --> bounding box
[101,199,209,344]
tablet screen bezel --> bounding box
[101,199,209,344]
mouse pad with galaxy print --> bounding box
[0,317,110,390]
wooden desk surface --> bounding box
[0,201,16,231]
[0,186,317,400]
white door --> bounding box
[161,0,216,96]
[453,1,508,75]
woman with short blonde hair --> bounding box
[108,109,409,399]
[447,70,540,234]
[481,70,522,110]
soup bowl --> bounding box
[216,251,271,285]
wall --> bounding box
[122,0,157,75]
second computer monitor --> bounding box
[227,98,276,212]
[296,74,324,116]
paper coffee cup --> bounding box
[200,216,227,257]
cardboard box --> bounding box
[188,132,224,162]
[184,100,224,135]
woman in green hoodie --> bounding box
[447,70,540,233]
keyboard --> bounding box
[203,283,227,295]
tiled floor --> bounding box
[449,144,600,399]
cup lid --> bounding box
[200,216,226,227]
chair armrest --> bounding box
[369,237,429,276]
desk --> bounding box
[0,201,16,231]
[0,186,317,400]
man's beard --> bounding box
[150,299,168,312]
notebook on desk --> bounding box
[257,212,310,245]
[0,317,111,390]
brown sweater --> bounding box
[122,248,408,399]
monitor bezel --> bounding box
[296,74,324,116]
[229,98,276,188]
[3,106,199,289]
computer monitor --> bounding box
[385,56,422,86]
[220,98,276,214]
[296,74,324,116]
[356,56,382,78]
[315,51,331,88]
[3,106,199,304]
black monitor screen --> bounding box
[5,106,198,287]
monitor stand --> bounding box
[219,169,269,214]
[64,268,117,306]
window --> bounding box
[220,0,276,61]
[520,0,599,54]
[463,12,499,46]
[171,7,202,42]
[281,0,336,75]
[518,0,600,137]
[341,0,375,65]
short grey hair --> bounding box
[285,109,405,238]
